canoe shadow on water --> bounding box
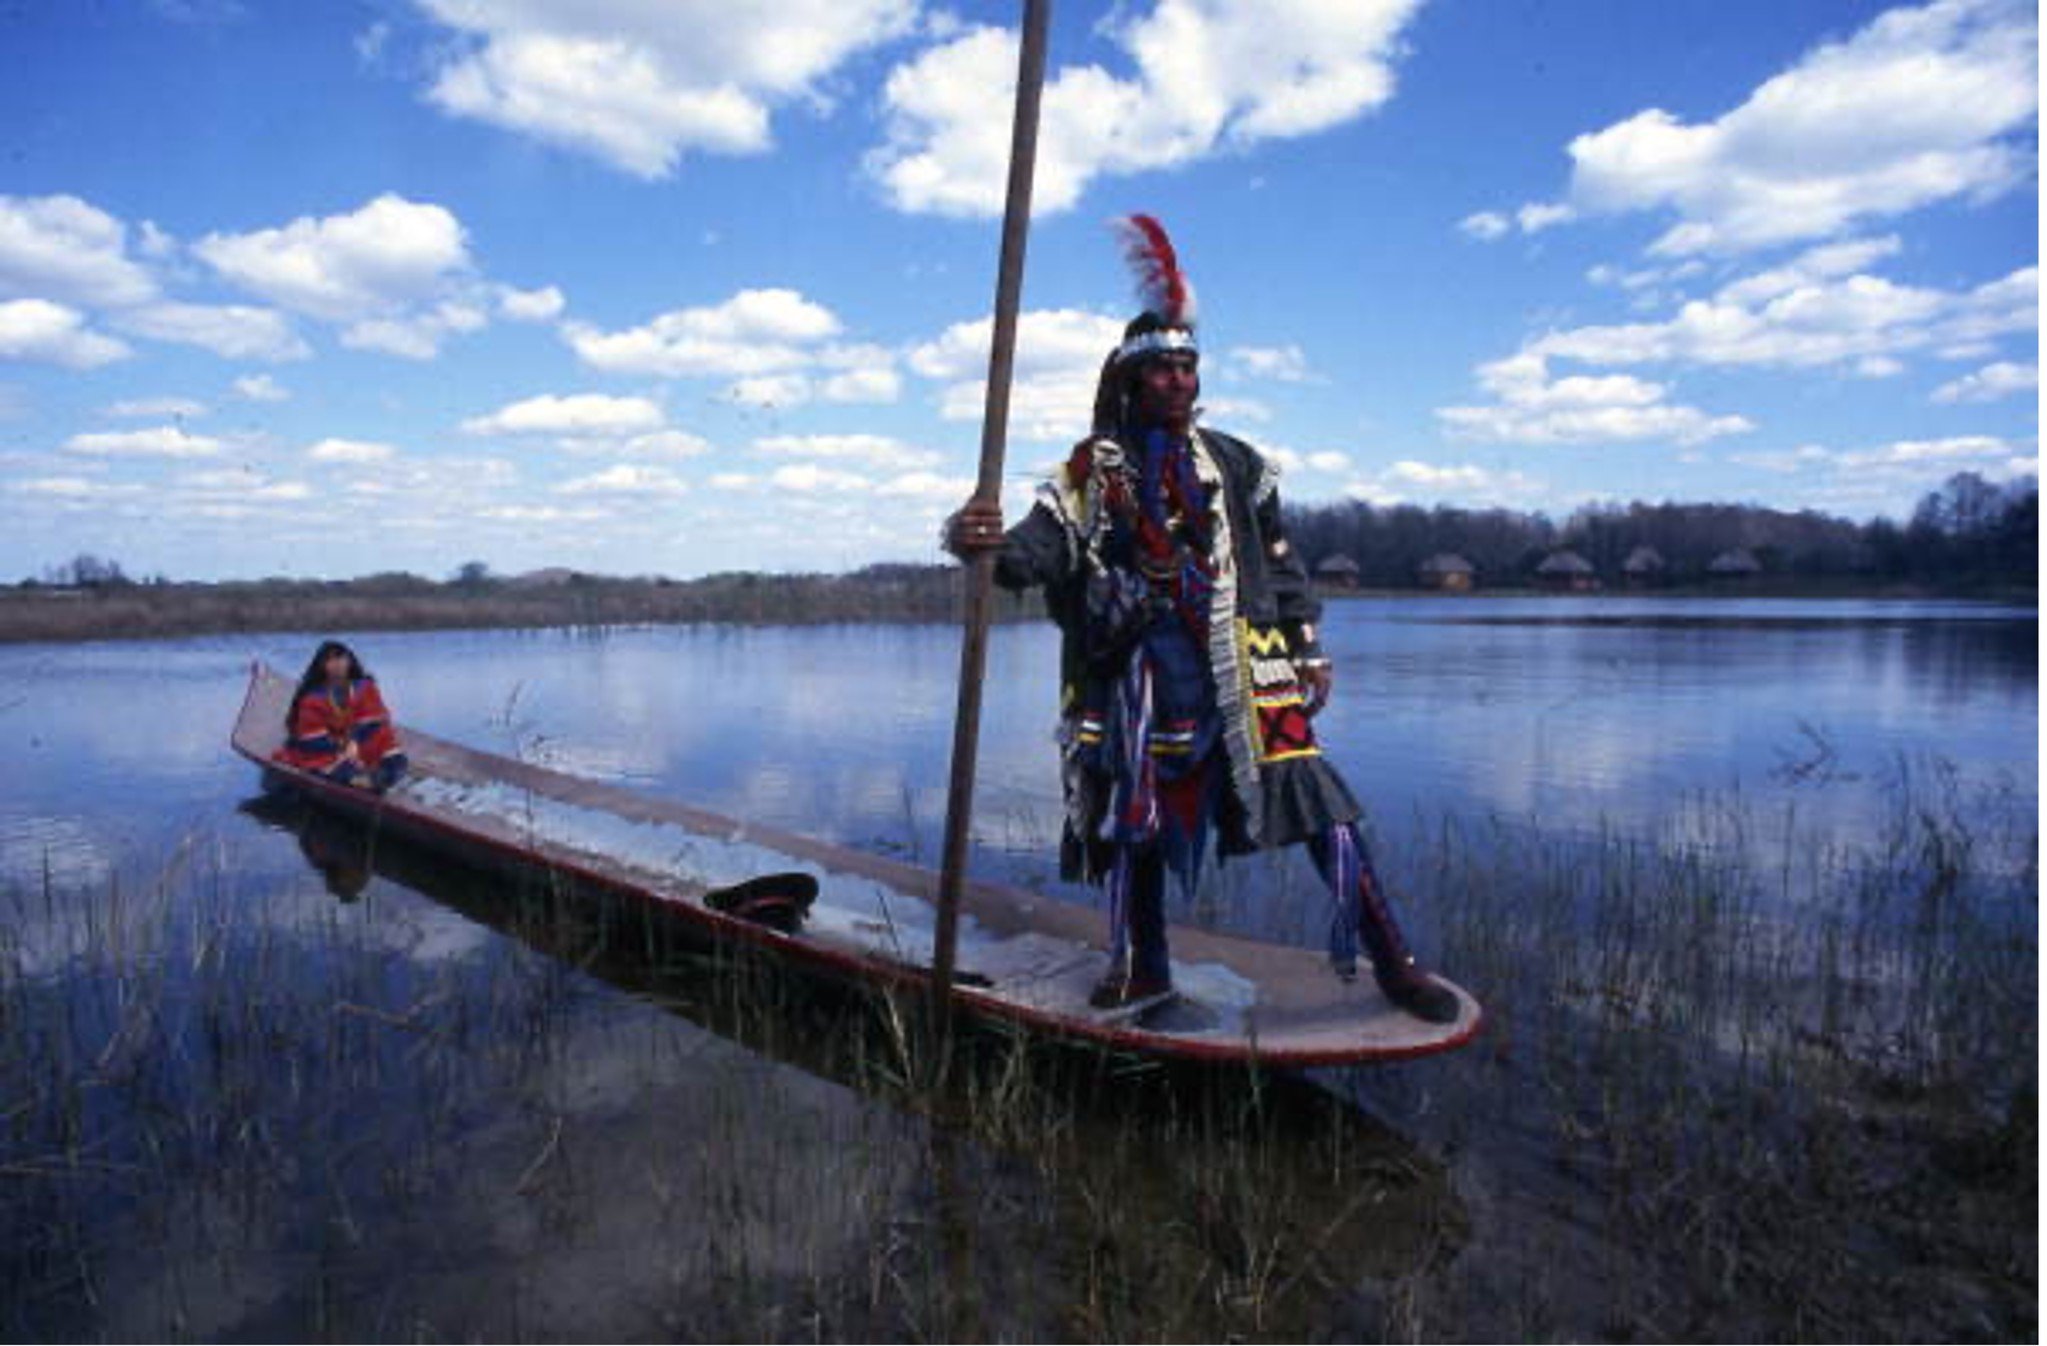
[235,789,1471,1342]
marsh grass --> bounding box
[0,760,2034,1342]
[1,802,1455,1342]
[1341,758,2037,1341]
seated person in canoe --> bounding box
[273,640,409,792]
[945,215,1457,1023]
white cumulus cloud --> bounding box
[754,433,939,471]
[112,300,310,361]
[870,0,1425,216]
[308,437,399,463]
[558,463,691,496]
[815,342,903,403]
[1438,352,1754,446]
[234,373,290,402]
[819,365,903,404]
[104,396,207,419]
[1529,256,2036,373]
[1731,434,2036,515]
[480,504,608,524]
[910,307,1127,441]
[0,194,158,308]
[175,468,313,504]
[1562,0,2038,255]
[724,374,815,409]
[1833,433,2028,469]
[875,469,974,500]
[1931,359,2037,403]
[0,299,131,368]
[564,287,841,377]
[416,0,918,178]
[1199,395,1272,424]
[1224,344,1313,383]
[1516,202,1576,233]
[195,194,472,321]
[462,392,666,437]
[1257,443,1351,475]
[554,429,712,460]
[1459,211,1511,242]
[341,300,489,360]
[770,462,873,493]
[65,425,225,458]
[1344,460,1550,507]
[15,475,129,500]
[497,283,566,322]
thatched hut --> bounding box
[1621,545,1667,587]
[1417,553,1476,592]
[1707,548,1762,581]
[1535,549,1600,592]
[1314,554,1362,590]
[507,566,581,588]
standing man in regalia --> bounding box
[945,216,1458,1023]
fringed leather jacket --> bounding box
[993,425,1361,878]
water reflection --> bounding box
[291,807,371,901]
[0,599,2032,920]
[1,605,2030,1340]
[1306,599,2035,873]
[212,790,1464,1341]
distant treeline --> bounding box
[6,472,2034,644]
[0,563,1042,645]
[1284,471,2038,591]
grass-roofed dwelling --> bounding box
[1314,553,1363,590]
[1707,547,1764,582]
[1535,549,1601,592]
[1418,552,1476,592]
[1622,545,1667,587]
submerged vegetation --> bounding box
[0,759,2033,1341]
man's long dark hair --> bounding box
[1091,313,1199,437]
[286,640,368,730]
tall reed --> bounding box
[0,758,2032,1341]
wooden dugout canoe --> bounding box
[232,662,1482,1067]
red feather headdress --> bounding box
[1109,214,1198,367]
[1111,213,1197,329]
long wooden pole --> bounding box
[931,0,1051,1034]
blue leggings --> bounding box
[1106,820,1410,984]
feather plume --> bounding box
[1112,213,1197,328]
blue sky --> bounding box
[0,0,2035,581]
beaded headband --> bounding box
[1113,326,1199,365]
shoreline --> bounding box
[0,572,2032,646]
[0,569,1021,646]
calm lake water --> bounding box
[1,596,2034,900]
[0,596,2035,1341]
